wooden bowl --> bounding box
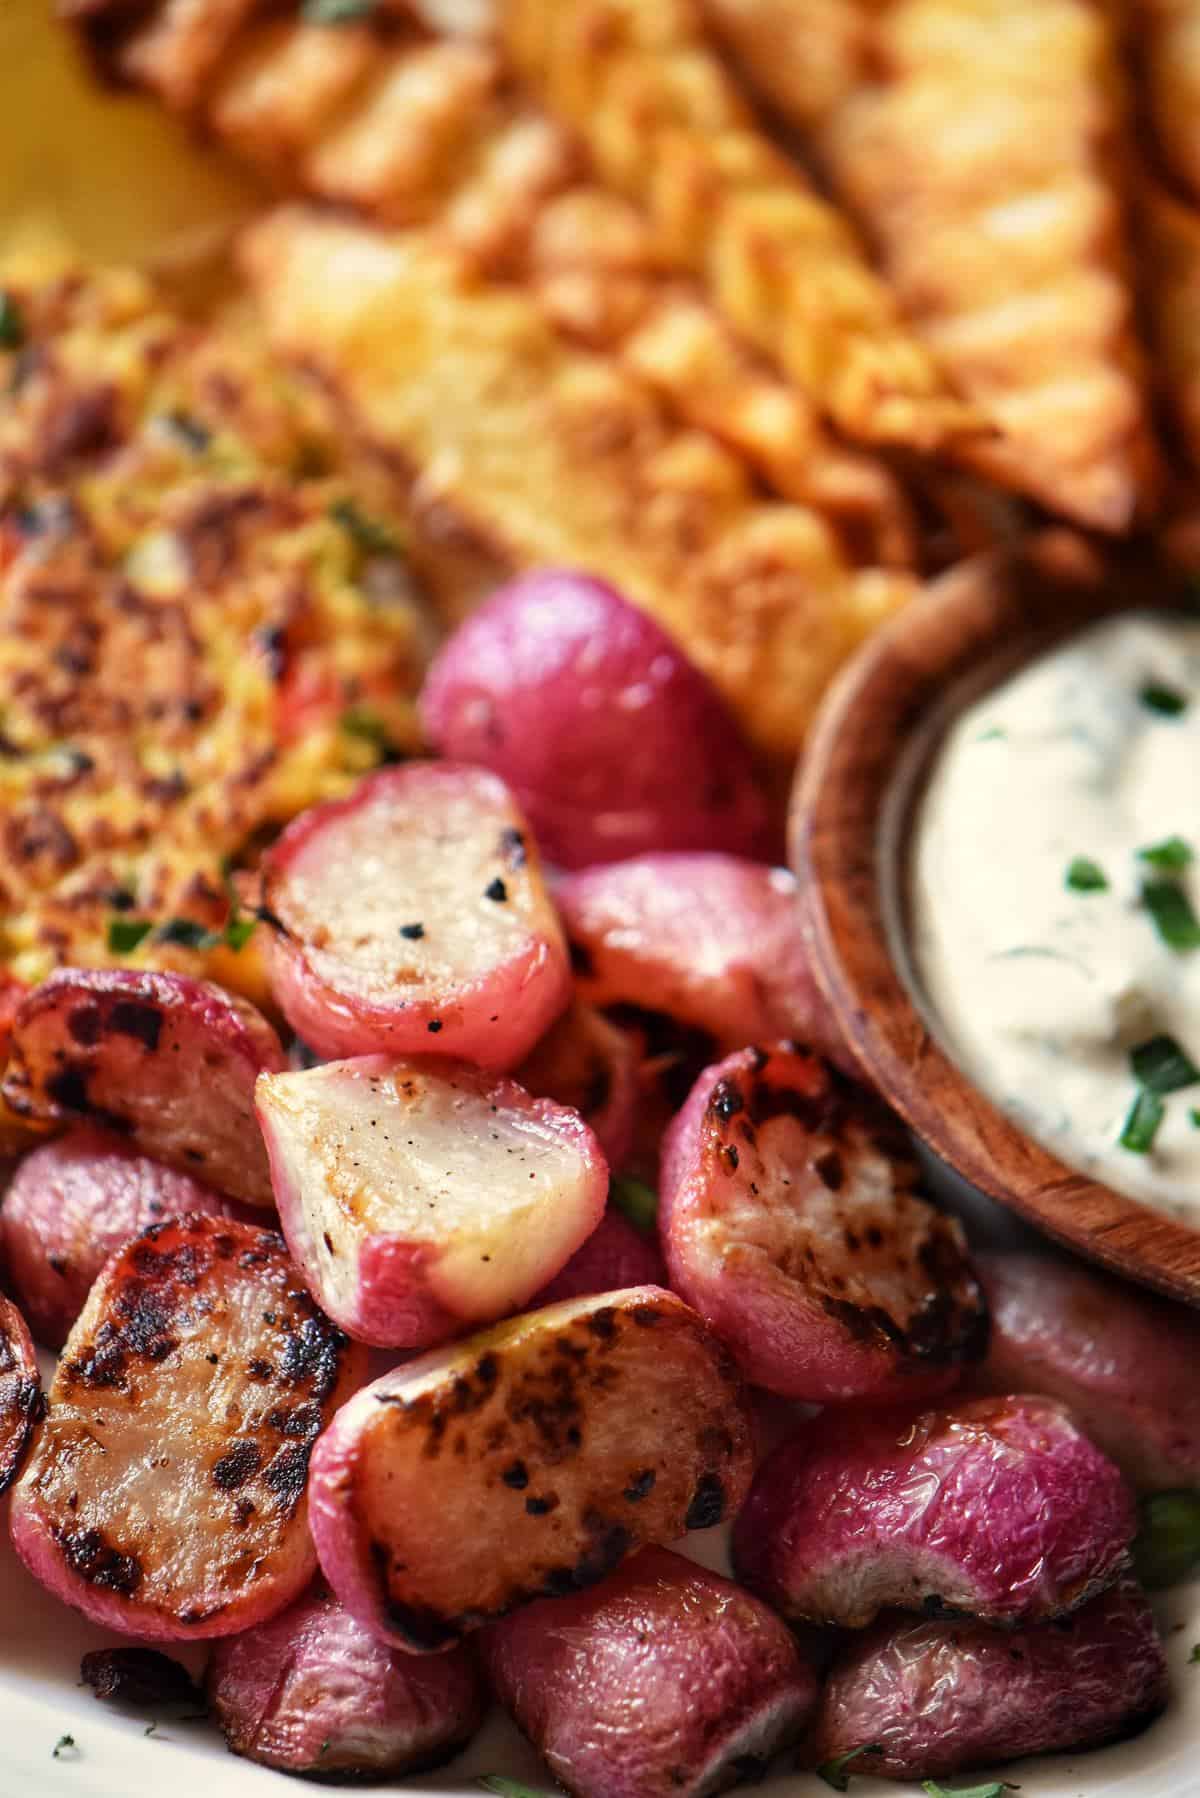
[792,533,1200,1306]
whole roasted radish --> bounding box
[558,855,848,1063]
[977,1251,1200,1492]
[813,1577,1168,1779]
[1,1127,229,1349]
[535,1204,666,1307]
[0,1295,41,1494]
[10,1215,365,1640]
[660,1044,987,1401]
[308,1287,753,1650]
[260,762,570,1067]
[420,571,773,868]
[516,1001,639,1170]
[733,1395,1135,1629]
[0,969,285,1207]
[481,1546,819,1798]
[256,1056,608,1347]
[208,1585,486,1776]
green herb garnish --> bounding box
[302,0,377,20]
[610,1174,658,1236]
[816,1744,883,1791]
[1140,679,1190,717]
[1190,1643,1200,1663]
[156,918,218,950]
[1132,1490,1200,1588]
[340,707,391,749]
[1130,1034,1200,1095]
[329,497,402,558]
[52,1735,77,1759]
[223,915,258,952]
[921,1783,1019,1798]
[1120,1087,1165,1155]
[477,1780,557,1798]
[1139,836,1194,872]
[0,291,25,350]
[1191,1108,1200,1128]
[1142,878,1200,951]
[106,918,153,955]
[1065,856,1108,892]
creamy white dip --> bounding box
[911,610,1200,1217]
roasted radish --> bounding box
[308,1287,753,1650]
[733,1395,1135,1629]
[10,1215,365,1640]
[558,855,848,1063]
[660,1044,988,1401]
[419,571,773,869]
[256,1057,608,1348]
[260,763,571,1068]
[1,970,285,1208]
[977,1251,1200,1493]
[481,1545,818,1798]
[813,1577,1168,1780]
[516,1001,639,1170]
[208,1585,486,1776]
[1,1126,228,1349]
[535,1204,666,1307]
[0,1294,41,1494]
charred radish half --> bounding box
[481,1546,819,1798]
[0,1295,41,1494]
[259,763,570,1068]
[813,1576,1168,1779]
[308,1287,753,1651]
[208,1585,486,1776]
[1,970,285,1208]
[733,1395,1135,1630]
[256,1057,608,1348]
[10,1215,365,1640]
[660,1044,988,1401]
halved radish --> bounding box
[660,1044,988,1401]
[0,1295,41,1494]
[256,1057,608,1348]
[308,1286,753,1651]
[10,1215,366,1640]
[1,1126,230,1349]
[1,970,286,1207]
[558,854,849,1064]
[516,1000,639,1170]
[260,762,571,1068]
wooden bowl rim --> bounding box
[792,536,1200,1306]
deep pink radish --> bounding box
[260,762,570,1068]
[419,571,773,868]
[256,1056,608,1347]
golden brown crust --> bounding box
[1137,0,1200,206]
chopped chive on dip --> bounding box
[1139,679,1189,717]
[1120,1087,1165,1155]
[1130,1034,1200,1095]
[1138,835,1194,872]
[1065,855,1108,892]
[0,290,25,350]
[816,1744,883,1791]
[1142,878,1200,951]
[921,1783,1018,1798]
[476,1780,556,1798]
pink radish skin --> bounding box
[261,762,570,1069]
[481,1546,819,1798]
[419,571,773,869]
[660,1044,987,1401]
[733,1395,1136,1630]
[0,1294,41,1494]
[308,1287,753,1652]
[516,1001,639,1169]
[208,1585,486,1776]
[534,1205,666,1307]
[813,1577,1168,1779]
[256,1056,608,1348]
[0,969,285,1207]
[558,855,848,1063]
[976,1251,1200,1493]
[1,1127,229,1349]
[10,1215,365,1641]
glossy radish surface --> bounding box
[558,855,848,1062]
[308,1287,753,1650]
[535,1204,666,1307]
[813,1576,1168,1779]
[257,1056,608,1347]
[660,1044,988,1401]
[420,571,773,868]
[1,969,285,1207]
[481,1545,819,1798]
[261,762,570,1067]
[1,1126,229,1349]
[208,1584,486,1776]
[0,1295,41,1495]
[516,1001,639,1170]
[10,1215,365,1640]
[733,1394,1136,1629]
